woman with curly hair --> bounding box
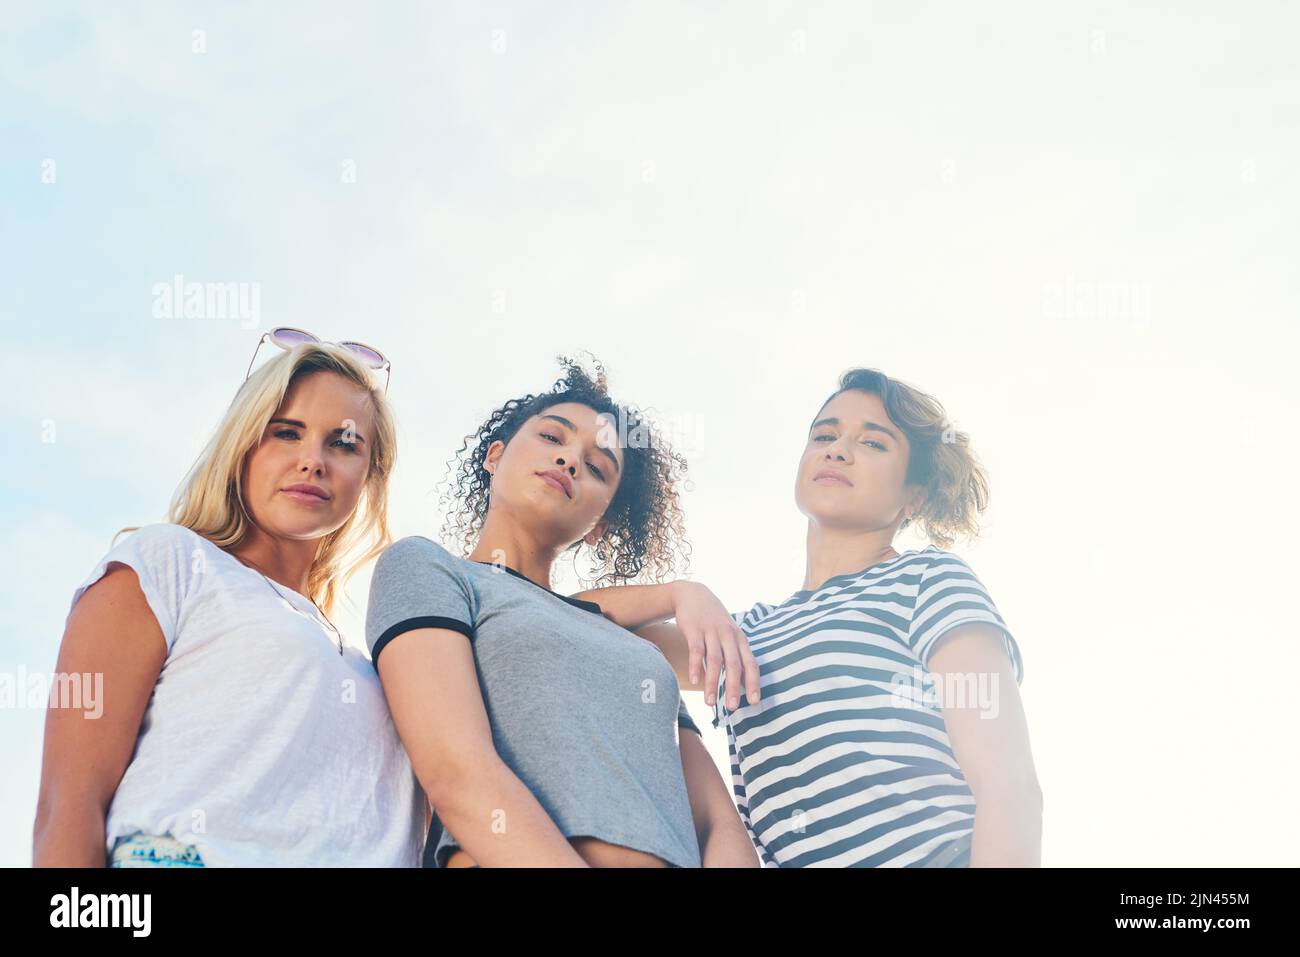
[364,356,757,867]
[582,368,1043,867]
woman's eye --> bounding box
[813,433,835,443]
[863,440,886,451]
[333,438,361,453]
[274,429,299,440]
[540,432,560,443]
[588,462,605,480]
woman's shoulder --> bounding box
[106,522,216,561]
[135,521,209,542]
[732,598,777,630]
[375,535,471,577]
[71,524,217,646]
[912,544,983,578]
[382,534,453,558]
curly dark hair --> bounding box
[438,354,691,586]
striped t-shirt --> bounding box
[711,546,1023,867]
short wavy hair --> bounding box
[439,355,690,586]
[821,368,990,550]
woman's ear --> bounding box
[583,520,609,547]
[907,489,927,520]
[484,440,504,476]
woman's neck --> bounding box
[228,526,319,597]
[469,511,563,589]
[802,521,899,593]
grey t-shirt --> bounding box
[365,535,703,868]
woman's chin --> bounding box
[259,512,341,541]
[800,502,877,530]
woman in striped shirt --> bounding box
[579,367,1042,866]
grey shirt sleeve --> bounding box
[677,698,702,737]
[365,537,476,669]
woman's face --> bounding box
[794,388,922,533]
[483,401,626,549]
[240,371,376,542]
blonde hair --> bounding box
[821,368,990,550]
[115,342,396,615]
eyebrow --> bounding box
[809,416,900,444]
[269,417,367,444]
[539,414,621,474]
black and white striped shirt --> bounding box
[711,546,1023,867]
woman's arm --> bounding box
[678,730,759,867]
[926,623,1043,867]
[33,564,167,866]
[570,580,680,631]
[635,622,702,691]
[573,581,761,712]
[376,626,589,867]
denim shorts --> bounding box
[109,832,205,868]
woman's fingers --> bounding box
[737,623,762,705]
[719,632,744,711]
[701,624,761,714]
[684,623,706,689]
[702,631,724,708]
[682,615,760,712]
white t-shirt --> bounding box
[66,523,424,867]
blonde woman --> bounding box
[32,330,424,867]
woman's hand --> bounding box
[571,578,763,711]
[670,581,761,712]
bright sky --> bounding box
[3,1,1298,867]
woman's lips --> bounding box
[537,472,571,498]
[813,471,853,487]
[281,489,331,505]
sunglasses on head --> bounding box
[244,327,392,392]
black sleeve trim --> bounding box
[562,594,604,615]
[372,615,473,670]
[678,711,703,737]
